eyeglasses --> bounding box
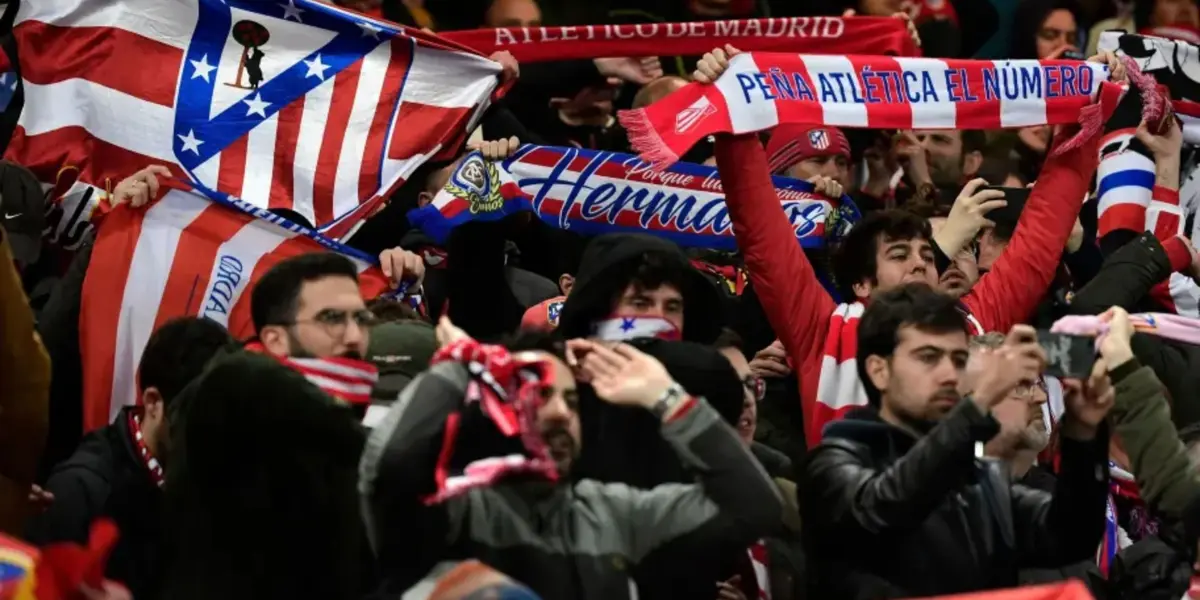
[1012,377,1048,400]
[743,375,765,402]
[286,308,377,338]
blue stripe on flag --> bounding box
[1097,169,1155,200]
[177,0,406,170]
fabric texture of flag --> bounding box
[618,53,1115,165]
[407,144,858,252]
[79,180,393,432]
[7,0,500,238]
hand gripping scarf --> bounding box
[407,144,860,253]
[1050,312,1200,347]
[619,53,1138,166]
[423,338,560,505]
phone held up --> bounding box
[1035,330,1096,379]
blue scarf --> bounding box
[408,144,859,252]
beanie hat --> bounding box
[765,124,851,175]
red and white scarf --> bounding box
[127,411,164,489]
[813,302,983,442]
[620,54,1123,166]
[749,539,771,600]
[243,342,379,406]
[424,338,560,505]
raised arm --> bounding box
[963,130,1100,332]
[577,342,782,561]
[803,326,1043,540]
[695,47,836,367]
[359,361,470,587]
[613,395,783,561]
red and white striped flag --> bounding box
[79,182,393,431]
[7,0,500,239]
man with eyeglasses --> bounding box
[970,333,1051,481]
[713,328,804,600]
[250,249,423,360]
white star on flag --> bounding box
[303,54,330,80]
[279,0,305,22]
[177,129,204,154]
[243,93,270,117]
[190,55,216,82]
[357,21,382,39]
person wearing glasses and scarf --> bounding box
[715,328,805,600]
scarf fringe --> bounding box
[1054,56,1167,157]
[617,107,679,168]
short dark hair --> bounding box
[976,156,1024,187]
[138,317,236,407]
[505,329,567,362]
[251,252,360,334]
[713,328,743,351]
[856,283,969,406]
[366,298,424,324]
[610,252,693,305]
[832,210,932,300]
[906,199,952,221]
[962,130,987,156]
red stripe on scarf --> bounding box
[242,342,379,406]
[621,55,1117,166]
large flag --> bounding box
[8,0,500,239]
[79,181,393,432]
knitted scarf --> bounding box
[243,342,379,406]
[1098,30,1200,146]
[619,54,1125,166]
[408,144,860,252]
[423,338,559,505]
[439,16,919,63]
[1050,312,1200,346]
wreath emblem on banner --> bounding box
[445,153,505,214]
[824,200,860,241]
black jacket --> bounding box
[360,361,782,599]
[800,401,1109,599]
[1069,231,1200,429]
[26,407,164,600]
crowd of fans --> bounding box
[6,0,1200,598]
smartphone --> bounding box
[979,186,1030,229]
[1036,330,1097,379]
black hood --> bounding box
[557,233,724,343]
[1010,0,1082,59]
